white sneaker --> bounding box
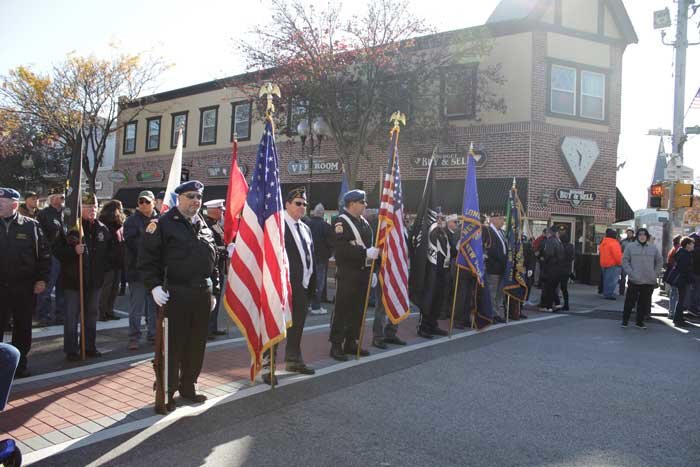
[310,307,328,315]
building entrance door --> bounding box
[551,216,576,244]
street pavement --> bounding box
[3,284,699,466]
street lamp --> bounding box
[297,115,329,206]
[21,154,35,192]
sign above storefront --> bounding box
[556,188,596,207]
[136,170,164,182]
[207,164,248,179]
[107,171,127,183]
[287,159,342,175]
[410,146,487,169]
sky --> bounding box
[1,0,699,211]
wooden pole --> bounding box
[270,346,276,389]
[448,267,461,337]
[506,296,510,323]
[78,221,86,361]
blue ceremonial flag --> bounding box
[503,180,528,304]
[337,162,349,210]
[456,146,485,286]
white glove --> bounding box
[366,247,380,260]
[227,243,235,257]
[210,295,217,312]
[152,286,170,307]
[527,270,533,278]
[371,273,378,288]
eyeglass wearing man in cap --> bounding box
[54,193,115,361]
[18,191,39,219]
[329,189,379,361]
[123,190,159,350]
[0,188,51,378]
[202,199,227,339]
[261,187,316,384]
[138,180,219,411]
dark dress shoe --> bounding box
[383,336,406,346]
[98,316,110,322]
[180,392,208,403]
[14,367,31,379]
[372,339,388,349]
[286,363,315,375]
[519,313,528,319]
[66,353,80,362]
[344,345,369,356]
[261,373,278,385]
[86,350,102,358]
[430,327,448,336]
[493,316,506,323]
[417,328,434,339]
[207,334,216,341]
[213,330,227,336]
[166,397,178,412]
[330,345,348,361]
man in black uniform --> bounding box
[202,199,227,338]
[138,180,218,411]
[36,189,66,325]
[417,213,450,338]
[0,188,51,377]
[330,190,379,361]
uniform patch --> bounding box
[97,232,105,242]
[335,222,344,234]
[15,233,28,240]
[146,222,158,234]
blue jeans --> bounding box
[0,343,20,410]
[64,288,100,355]
[602,266,620,298]
[311,260,328,310]
[668,285,679,316]
[36,255,65,321]
[128,281,156,341]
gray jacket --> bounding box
[622,241,663,285]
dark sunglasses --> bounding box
[294,201,308,207]
[183,193,203,200]
[138,198,152,205]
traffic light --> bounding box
[649,183,664,208]
[673,182,694,208]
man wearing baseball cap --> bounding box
[18,191,39,219]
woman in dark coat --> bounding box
[672,236,694,327]
[98,200,126,321]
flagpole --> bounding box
[448,267,460,338]
[270,346,276,389]
[79,219,86,361]
[357,113,405,359]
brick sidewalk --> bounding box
[0,312,547,455]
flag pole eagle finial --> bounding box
[259,82,281,117]
[390,111,407,131]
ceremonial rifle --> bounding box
[153,268,168,414]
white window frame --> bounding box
[146,117,161,151]
[550,64,577,117]
[580,70,605,121]
[200,108,218,145]
[233,102,251,140]
[124,122,137,154]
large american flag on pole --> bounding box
[377,127,410,324]
[224,117,291,381]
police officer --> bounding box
[202,199,227,338]
[330,190,379,361]
[138,180,219,411]
[0,187,51,377]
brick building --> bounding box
[113,0,637,261]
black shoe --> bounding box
[207,334,216,341]
[604,296,616,301]
[635,323,647,330]
[14,367,31,379]
[108,314,121,320]
[261,373,278,385]
[166,396,178,412]
[383,336,406,346]
[561,305,570,311]
[372,338,388,349]
[330,344,348,361]
[213,330,226,336]
[86,350,102,358]
[344,344,369,357]
[66,353,81,362]
[621,322,628,327]
[430,327,448,336]
[674,321,689,328]
[519,314,528,319]
[98,316,110,322]
[180,392,208,403]
[119,287,126,296]
[493,316,506,323]
[417,328,434,339]
[286,363,315,375]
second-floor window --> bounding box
[550,64,576,116]
[231,101,252,141]
[146,117,161,151]
[171,111,188,148]
[549,62,606,121]
[123,121,137,154]
[199,106,218,145]
[442,64,478,119]
[580,71,605,120]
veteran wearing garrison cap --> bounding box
[0,188,51,378]
[138,180,219,411]
[329,189,379,361]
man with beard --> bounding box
[417,211,450,338]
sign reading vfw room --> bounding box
[288,159,342,175]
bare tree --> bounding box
[238,0,506,185]
[1,50,168,193]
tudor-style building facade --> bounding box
[113,0,637,258]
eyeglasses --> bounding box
[183,193,203,200]
[138,198,152,205]
[294,201,308,207]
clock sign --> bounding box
[560,137,599,187]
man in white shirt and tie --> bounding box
[482,212,508,323]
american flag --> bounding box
[224,118,291,381]
[377,127,410,324]
[691,87,700,109]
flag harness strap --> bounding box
[339,214,366,248]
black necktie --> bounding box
[296,223,311,268]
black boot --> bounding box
[330,343,348,361]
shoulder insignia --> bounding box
[146,222,158,234]
[335,222,344,234]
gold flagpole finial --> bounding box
[259,82,281,117]
[389,111,407,131]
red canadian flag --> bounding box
[224,138,249,244]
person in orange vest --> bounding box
[599,229,622,300]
